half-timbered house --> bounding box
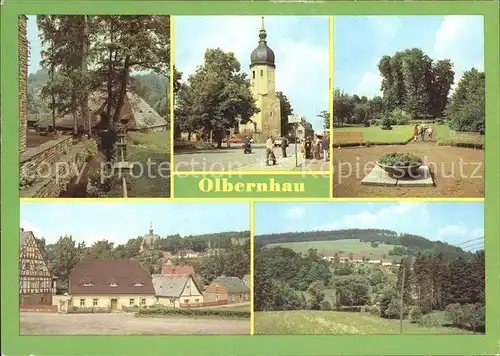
[19,229,55,306]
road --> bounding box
[20,312,250,335]
[174,144,330,172]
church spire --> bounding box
[149,222,153,234]
[259,16,267,42]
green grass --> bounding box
[334,125,414,144]
[126,131,170,197]
[208,305,251,312]
[267,239,402,261]
[434,124,484,146]
[254,311,475,335]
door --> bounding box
[111,298,118,311]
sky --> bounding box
[334,15,484,98]
[27,16,41,75]
[21,202,249,245]
[175,16,329,130]
[254,202,484,250]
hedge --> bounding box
[137,307,250,318]
[71,306,111,313]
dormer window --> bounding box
[109,282,118,287]
[133,282,144,287]
[83,281,94,287]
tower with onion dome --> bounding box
[239,17,281,142]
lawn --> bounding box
[267,239,402,261]
[126,131,170,197]
[208,305,251,312]
[333,125,414,144]
[254,311,475,335]
[434,124,484,146]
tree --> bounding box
[446,68,485,132]
[177,48,259,147]
[316,110,330,130]
[277,91,293,137]
[50,235,82,292]
[83,240,115,260]
[333,89,354,126]
[307,280,325,310]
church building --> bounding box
[239,17,281,143]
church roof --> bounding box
[250,17,275,69]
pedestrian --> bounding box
[281,135,288,158]
[314,135,322,160]
[420,123,426,141]
[300,139,306,161]
[305,137,312,159]
[266,135,276,166]
[427,127,433,140]
[413,125,419,141]
[322,135,330,161]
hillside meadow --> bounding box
[267,239,404,261]
[254,311,475,335]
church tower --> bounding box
[239,17,281,143]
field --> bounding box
[267,239,402,261]
[21,312,250,335]
[334,125,414,144]
[209,305,251,312]
[126,131,170,197]
[254,311,475,335]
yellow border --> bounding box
[329,16,334,199]
[249,201,255,335]
[169,16,175,198]
[171,16,332,176]
[19,197,485,203]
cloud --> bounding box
[356,71,382,97]
[285,206,305,219]
[316,202,428,231]
[175,16,329,129]
[20,220,43,237]
[434,16,484,92]
[437,224,484,240]
[366,16,403,41]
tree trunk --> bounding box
[105,23,115,129]
[72,88,78,136]
[51,63,56,132]
[112,55,130,124]
[81,15,91,137]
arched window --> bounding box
[260,70,263,77]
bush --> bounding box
[410,306,423,323]
[84,139,99,159]
[71,306,111,313]
[137,307,250,318]
[445,303,466,326]
[368,305,380,316]
[363,120,370,127]
[378,152,422,167]
[320,300,331,311]
[418,313,441,327]
[389,109,411,125]
[381,117,393,130]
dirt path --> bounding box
[333,142,484,197]
[21,312,250,335]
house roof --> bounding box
[37,89,167,131]
[162,265,194,275]
[69,259,155,295]
[152,274,195,297]
[211,276,249,293]
[20,229,31,248]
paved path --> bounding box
[21,312,250,335]
[174,145,330,172]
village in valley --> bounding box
[19,15,171,198]
[253,202,485,335]
[19,202,250,335]
[173,16,330,172]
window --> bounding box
[195,299,199,304]
[41,296,45,303]
[83,281,93,287]
[133,282,144,287]
[170,298,175,304]
[93,299,98,306]
[252,71,255,79]
[129,299,135,306]
[216,295,219,301]
[109,282,118,287]
[260,69,263,77]
[184,299,189,304]
[140,299,146,306]
[270,112,273,116]
[80,299,86,307]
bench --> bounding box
[334,131,365,148]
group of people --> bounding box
[413,123,433,141]
[264,134,330,166]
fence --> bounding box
[21,304,58,312]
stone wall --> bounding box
[19,15,28,153]
[20,137,89,198]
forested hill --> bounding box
[255,228,469,257]
[28,69,169,118]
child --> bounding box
[413,125,419,141]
